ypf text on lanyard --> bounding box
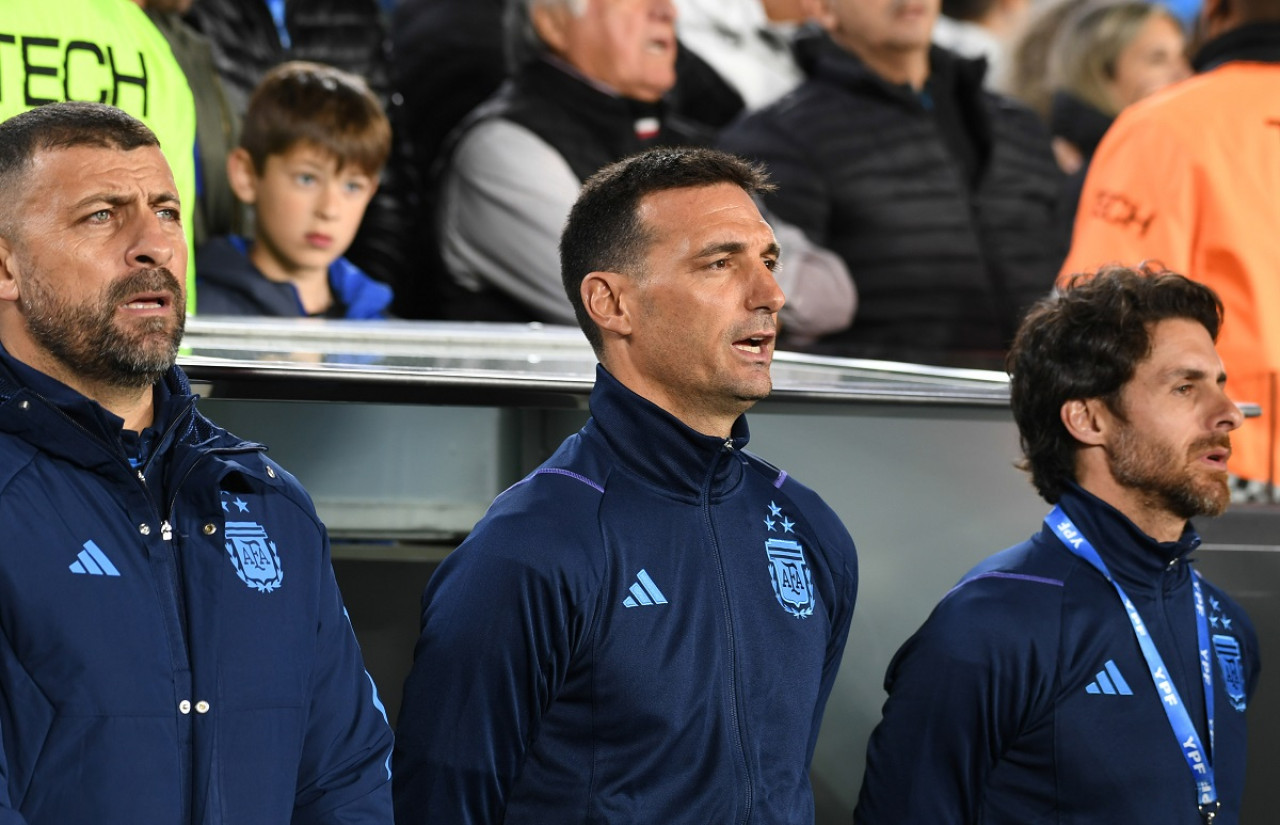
[1046,506,1219,824]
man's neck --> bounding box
[2,339,156,431]
[1076,473,1187,543]
[53,371,156,432]
[833,35,931,90]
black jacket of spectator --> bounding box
[721,34,1067,368]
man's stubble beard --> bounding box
[22,266,185,390]
[1111,423,1232,521]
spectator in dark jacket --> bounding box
[720,0,1068,368]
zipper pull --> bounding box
[161,521,173,541]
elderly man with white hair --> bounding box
[434,0,855,345]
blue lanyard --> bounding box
[266,0,292,49]
[1046,506,1219,822]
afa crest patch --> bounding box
[226,521,284,592]
[221,494,283,593]
[1212,634,1247,712]
[762,500,814,618]
[1207,594,1246,711]
[767,538,814,618]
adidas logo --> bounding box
[1085,659,1133,696]
[622,569,668,608]
[69,540,121,577]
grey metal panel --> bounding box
[200,400,522,539]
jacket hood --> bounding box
[0,344,245,475]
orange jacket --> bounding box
[1060,59,1280,482]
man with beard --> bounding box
[855,264,1259,824]
[0,102,393,824]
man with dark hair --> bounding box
[855,264,1259,824]
[393,145,858,824]
[0,101,393,823]
[0,0,199,308]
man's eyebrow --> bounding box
[71,189,180,211]
[71,192,134,211]
[692,240,781,258]
[1162,366,1228,384]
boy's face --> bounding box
[230,142,377,282]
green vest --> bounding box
[0,0,199,312]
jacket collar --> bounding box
[585,364,750,500]
[799,31,988,109]
[1193,21,1280,72]
[0,343,196,470]
[516,57,677,146]
[1053,482,1201,593]
[201,235,392,319]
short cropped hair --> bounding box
[560,147,775,353]
[239,61,391,176]
[0,102,158,238]
[1007,263,1223,503]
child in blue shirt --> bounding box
[196,61,393,318]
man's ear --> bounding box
[1061,398,1112,446]
[531,2,574,55]
[226,148,260,206]
[0,237,20,304]
[581,271,633,340]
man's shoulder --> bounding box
[447,116,575,185]
[184,406,319,509]
[725,74,869,137]
[465,435,609,550]
[743,452,856,558]
[934,535,1076,627]
[1102,69,1244,144]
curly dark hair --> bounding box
[1007,263,1224,502]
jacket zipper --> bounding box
[704,439,753,824]
[21,393,198,822]
[23,392,264,825]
